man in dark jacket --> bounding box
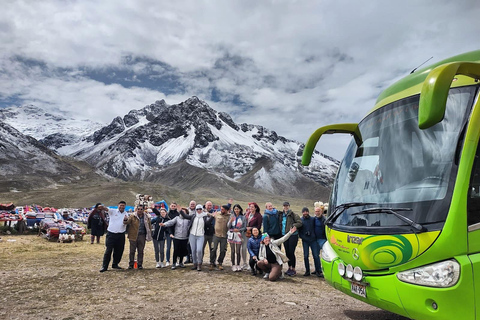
[299,207,322,277]
[279,201,302,276]
[202,201,215,260]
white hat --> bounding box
[195,204,203,210]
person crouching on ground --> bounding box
[247,227,262,276]
[257,226,297,281]
[124,205,153,269]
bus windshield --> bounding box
[331,86,477,231]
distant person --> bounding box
[299,207,322,277]
[100,201,129,273]
[263,202,281,241]
[227,204,246,272]
[247,227,262,276]
[87,203,108,244]
[161,208,190,269]
[279,201,302,276]
[257,226,297,281]
[209,199,233,271]
[124,205,153,269]
[151,207,171,268]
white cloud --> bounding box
[1,0,480,160]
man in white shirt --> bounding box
[100,201,128,272]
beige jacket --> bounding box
[258,231,293,265]
[124,213,152,242]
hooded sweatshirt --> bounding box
[263,209,280,236]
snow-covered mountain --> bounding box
[0,105,104,149]
[1,98,338,198]
[55,97,338,197]
[0,121,83,191]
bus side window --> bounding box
[468,142,480,226]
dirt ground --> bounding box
[0,235,408,320]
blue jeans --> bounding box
[302,239,321,274]
[316,238,327,256]
[189,234,205,265]
[165,235,172,262]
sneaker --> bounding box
[191,264,198,270]
[251,270,257,276]
[99,267,107,273]
[263,272,270,279]
[171,264,177,270]
[303,272,311,277]
[231,265,237,272]
[128,266,134,270]
[315,271,324,278]
[280,271,285,279]
[138,266,143,270]
[290,269,297,276]
[218,264,224,271]
[156,262,161,268]
[165,261,170,267]
[197,264,202,271]
[285,269,292,276]
[160,262,165,268]
[179,263,185,268]
[111,265,123,269]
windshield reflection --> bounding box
[331,87,476,228]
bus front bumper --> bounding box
[321,257,475,320]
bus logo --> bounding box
[352,248,360,260]
[347,235,364,245]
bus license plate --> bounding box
[351,282,366,298]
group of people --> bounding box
[93,199,328,281]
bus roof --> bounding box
[373,50,480,111]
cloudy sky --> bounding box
[1,0,479,159]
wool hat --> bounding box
[195,204,203,210]
[261,233,270,241]
[302,207,309,213]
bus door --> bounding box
[468,139,480,319]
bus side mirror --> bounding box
[302,123,361,166]
[419,62,480,129]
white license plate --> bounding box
[351,282,366,298]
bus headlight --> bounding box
[346,264,354,279]
[396,259,460,287]
[353,266,363,282]
[320,241,338,262]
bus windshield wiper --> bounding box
[326,202,377,226]
[351,207,425,233]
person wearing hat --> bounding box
[257,226,297,281]
[208,199,233,271]
[179,203,208,271]
[299,207,322,277]
[279,201,302,276]
[87,203,108,244]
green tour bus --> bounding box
[302,50,480,319]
